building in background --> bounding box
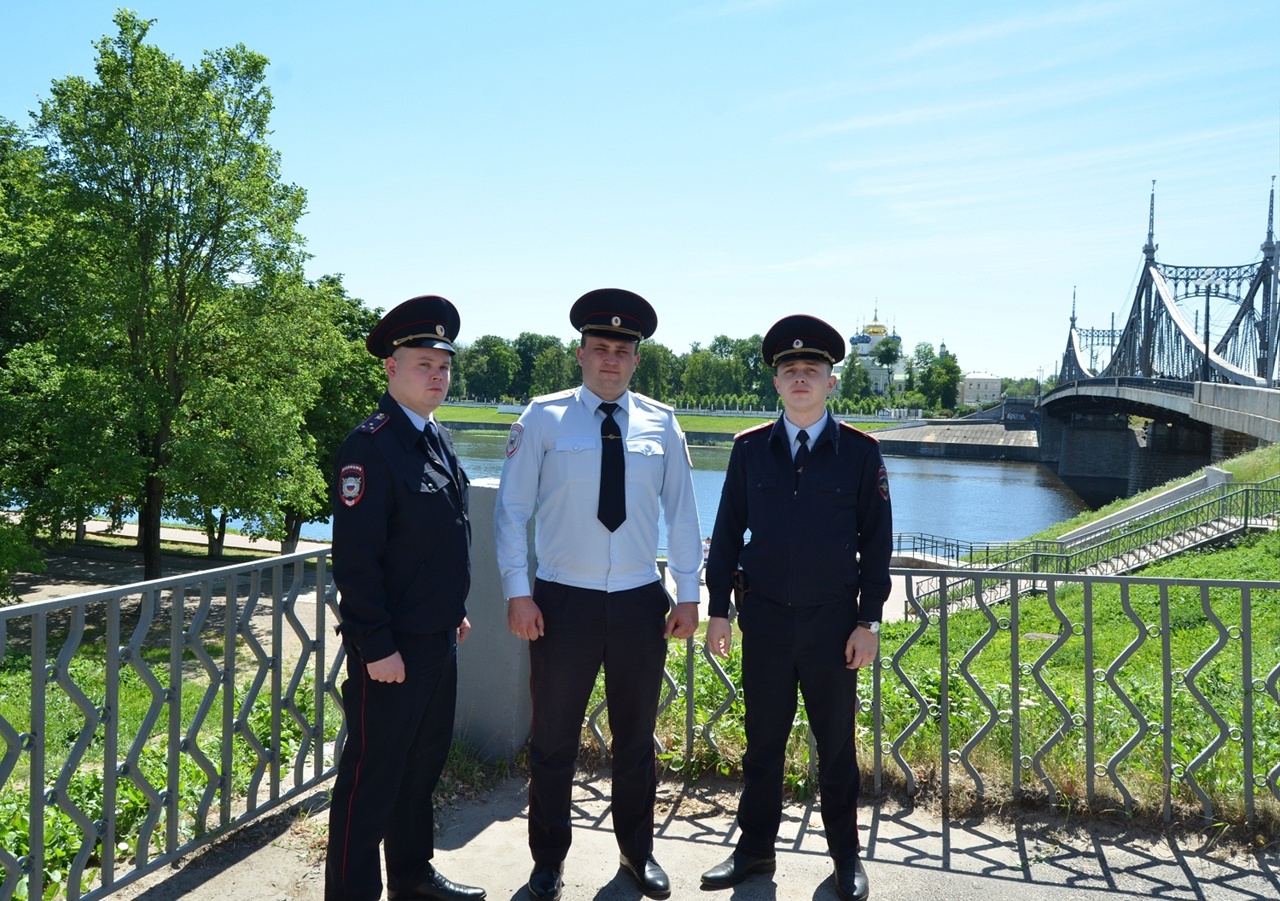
[960,371,1002,405]
[845,309,904,395]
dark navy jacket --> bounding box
[705,413,892,621]
[331,393,470,663]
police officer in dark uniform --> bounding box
[699,314,892,901]
[325,295,485,901]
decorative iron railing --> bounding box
[4,555,1280,899]
[0,551,342,901]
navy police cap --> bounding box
[569,288,657,342]
[762,314,846,368]
[366,294,461,358]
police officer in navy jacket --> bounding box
[700,315,892,901]
[325,295,485,901]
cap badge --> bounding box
[436,324,445,336]
[792,339,804,348]
[611,316,622,327]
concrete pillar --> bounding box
[454,479,533,762]
[1211,426,1261,463]
[1128,422,1210,494]
[1054,413,1135,506]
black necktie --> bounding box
[598,402,626,531]
[794,429,810,489]
[423,421,450,473]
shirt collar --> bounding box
[577,384,631,414]
[396,403,437,433]
[781,411,829,448]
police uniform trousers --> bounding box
[527,578,669,864]
[736,593,862,863]
[325,630,458,901]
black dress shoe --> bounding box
[618,853,671,899]
[387,865,486,900]
[834,854,869,901]
[700,851,777,888]
[527,862,564,901]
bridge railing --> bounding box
[6,553,1280,899]
[902,479,1280,609]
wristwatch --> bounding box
[856,620,880,634]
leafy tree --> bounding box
[456,334,519,399]
[839,356,872,400]
[30,11,308,578]
[682,348,745,398]
[511,332,566,400]
[872,336,902,369]
[632,341,679,401]
[279,276,383,551]
[528,342,577,397]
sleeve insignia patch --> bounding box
[339,464,366,507]
[878,465,890,501]
[505,423,524,457]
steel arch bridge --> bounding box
[1059,182,1280,389]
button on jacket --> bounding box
[332,392,471,663]
[705,413,891,620]
[494,385,701,603]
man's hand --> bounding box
[845,626,879,670]
[366,651,406,683]
[457,616,472,644]
[664,601,699,639]
[705,616,733,659]
[507,595,545,641]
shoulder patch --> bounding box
[839,421,879,443]
[356,412,390,434]
[505,422,524,457]
[338,464,366,507]
[733,421,773,441]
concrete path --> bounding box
[113,771,1278,901]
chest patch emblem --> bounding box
[339,464,366,507]
[505,423,524,457]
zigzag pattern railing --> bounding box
[0,552,341,901]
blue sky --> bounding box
[4,1,1277,379]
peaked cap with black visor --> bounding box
[762,314,846,368]
[365,294,461,358]
[569,288,657,342]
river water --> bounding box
[299,430,1088,546]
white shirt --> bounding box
[493,385,702,602]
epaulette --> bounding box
[839,420,879,442]
[356,411,391,434]
[630,391,673,412]
[530,388,575,404]
[733,421,773,440]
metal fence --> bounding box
[0,550,342,901]
[3,555,1280,899]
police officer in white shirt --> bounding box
[494,289,702,901]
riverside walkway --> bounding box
[13,533,1280,900]
[108,768,1278,901]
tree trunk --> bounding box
[140,473,164,580]
[282,509,303,555]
